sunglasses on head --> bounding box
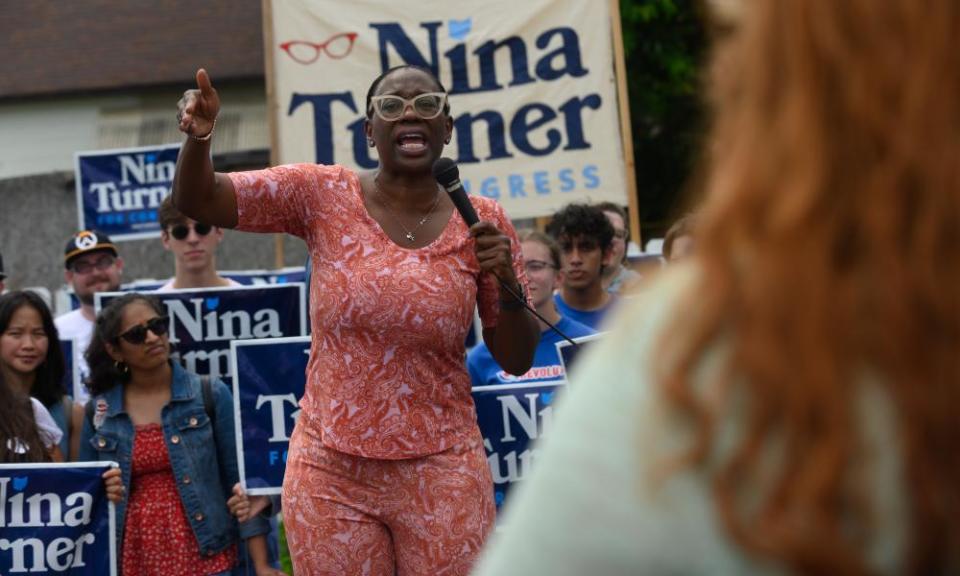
[169,223,213,240]
[118,316,169,345]
[368,92,447,122]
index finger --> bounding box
[196,68,214,96]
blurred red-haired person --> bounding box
[475,1,960,574]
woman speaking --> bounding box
[172,64,539,575]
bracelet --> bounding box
[192,118,216,143]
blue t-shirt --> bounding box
[553,293,618,330]
[467,316,596,386]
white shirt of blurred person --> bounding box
[156,194,241,291]
[662,213,696,263]
[546,204,618,330]
[55,230,123,403]
[467,231,594,386]
[596,202,641,293]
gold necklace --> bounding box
[373,175,442,243]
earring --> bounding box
[368,139,376,147]
[114,360,130,375]
[444,138,450,144]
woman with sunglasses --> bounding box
[157,194,241,291]
[172,64,539,575]
[78,293,278,576]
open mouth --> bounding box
[396,132,428,154]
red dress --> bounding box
[122,424,237,576]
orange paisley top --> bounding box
[229,164,528,459]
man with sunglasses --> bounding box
[156,194,240,291]
[55,230,124,402]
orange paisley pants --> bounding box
[281,421,496,576]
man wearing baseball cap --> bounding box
[55,230,124,402]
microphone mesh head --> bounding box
[432,157,459,187]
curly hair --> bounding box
[0,291,65,408]
[545,203,614,252]
[85,293,166,396]
[660,0,960,574]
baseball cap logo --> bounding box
[75,231,99,250]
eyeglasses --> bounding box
[169,223,213,240]
[71,255,116,275]
[524,260,557,273]
[279,32,358,64]
[118,316,169,345]
[368,93,447,122]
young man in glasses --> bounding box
[156,195,240,291]
[546,203,619,330]
[467,230,594,386]
[595,202,641,294]
[56,230,125,401]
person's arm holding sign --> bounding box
[172,69,239,228]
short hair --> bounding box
[545,203,615,251]
[594,201,630,243]
[158,194,188,230]
[518,229,561,269]
[662,213,697,260]
[365,65,450,119]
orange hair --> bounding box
[661,1,960,574]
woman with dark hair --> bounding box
[172,64,539,574]
[78,293,276,576]
[0,370,58,463]
[476,0,960,575]
[0,290,81,459]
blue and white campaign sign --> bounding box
[230,334,561,511]
[95,284,307,381]
[267,0,629,218]
[74,144,180,241]
[222,266,308,287]
[472,381,563,512]
[231,337,311,495]
[0,462,117,575]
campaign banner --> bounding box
[0,462,117,575]
[472,381,562,511]
[74,144,180,241]
[231,337,311,495]
[95,284,307,381]
[267,0,628,218]
[230,335,561,511]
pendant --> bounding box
[405,232,416,242]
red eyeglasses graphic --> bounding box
[280,32,358,64]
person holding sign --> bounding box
[173,64,539,575]
[78,294,277,576]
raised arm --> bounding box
[172,68,239,228]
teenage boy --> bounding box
[157,194,240,291]
[468,231,594,386]
[546,203,618,330]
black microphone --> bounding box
[433,157,478,226]
[431,157,580,349]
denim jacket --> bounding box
[78,362,269,558]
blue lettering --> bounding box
[533,171,550,195]
[510,103,561,156]
[583,165,600,189]
[480,177,500,199]
[509,174,526,198]
[454,111,513,163]
[559,94,602,150]
[535,28,589,80]
[559,169,575,191]
[288,92,358,164]
[370,21,442,76]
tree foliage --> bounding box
[619,0,709,238]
